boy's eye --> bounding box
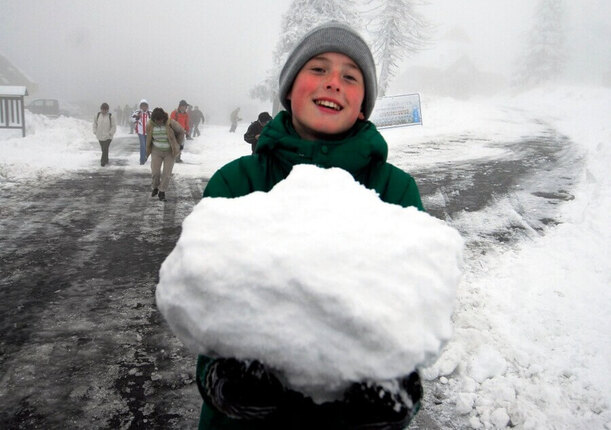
[310,66,325,73]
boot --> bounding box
[151,188,158,197]
[158,191,166,201]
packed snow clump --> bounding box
[157,164,463,401]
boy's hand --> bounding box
[343,371,422,429]
[203,358,284,420]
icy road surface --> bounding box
[0,122,580,428]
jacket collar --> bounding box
[256,111,388,174]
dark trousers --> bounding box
[99,139,111,166]
[192,123,201,137]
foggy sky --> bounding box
[413,0,611,84]
[0,0,289,121]
[1,0,609,122]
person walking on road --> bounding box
[190,105,205,137]
[125,104,134,132]
[243,111,272,154]
[92,102,117,167]
[146,107,184,202]
[229,107,241,132]
[171,100,190,162]
[131,99,151,165]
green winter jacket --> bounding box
[197,111,424,429]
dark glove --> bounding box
[203,358,284,420]
[343,371,422,430]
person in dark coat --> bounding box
[243,111,272,154]
[194,22,424,430]
[190,105,205,137]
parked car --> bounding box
[25,99,60,117]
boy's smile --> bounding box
[287,52,365,141]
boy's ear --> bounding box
[358,112,365,120]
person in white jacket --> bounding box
[93,102,117,166]
[131,99,151,165]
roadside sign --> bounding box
[370,93,422,129]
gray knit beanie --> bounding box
[278,22,378,120]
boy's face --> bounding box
[287,52,365,141]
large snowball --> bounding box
[156,164,463,402]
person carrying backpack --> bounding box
[243,111,272,154]
[92,102,117,167]
[171,99,190,162]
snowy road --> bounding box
[0,127,581,429]
[412,126,579,249]
[0,137,204,428]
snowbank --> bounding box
[0,112,95,181]
[421,85,611,429]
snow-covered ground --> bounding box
[1,85,609,429]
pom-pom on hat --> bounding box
[278,21,378,120]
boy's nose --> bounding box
[325,73,341,92]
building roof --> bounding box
[0,85,28,96]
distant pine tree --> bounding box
[365,0,430,97]
[250,0,361,113]
[513,0,566,89]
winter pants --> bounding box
[192,123,201,137]
[138,133,147,165]
[150,147,175,192]
[98,139,111,166]
[229,121,237,133]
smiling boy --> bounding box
[196,22,424,429]
[203,22,423,210]
[288,52,366,139]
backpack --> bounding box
[97,112,112,121]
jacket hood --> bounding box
[256,111,388,174]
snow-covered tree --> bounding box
[513,0,566,89]
[365,0,430,97]
[250,0,362,113]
